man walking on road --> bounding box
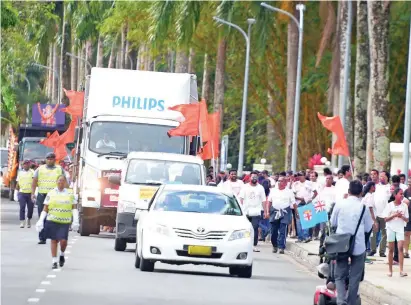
[238,171,266,252]
[334,165,351,203]
[370,171,391,257]
[266,176,295,254]
[16,159,34,228]
[293,172,313,242]
[32,152,64,244]
[330,180,373,305]
[219,169,243,197]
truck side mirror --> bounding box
[108,175,121,186]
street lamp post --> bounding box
[32,63,60,104]
[403,16,411,180]
[261,3,305,172]
[213,17,255,177]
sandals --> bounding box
[400,272,408,277]
[404,253,410,259]
[387,272,392,277]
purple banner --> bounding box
[100,170,121,208]
[32,103,66,127]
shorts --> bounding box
[44,220,70,240]
[387,228,405,242]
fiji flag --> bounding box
[297,201,328,230]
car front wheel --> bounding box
[139,255,155,272]
[236,265,252,278]
[134,243,141,269]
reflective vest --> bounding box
[47,189,74,224]
[37,165,62,194]
[18,169,34,193]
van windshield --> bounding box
[125,159,202,185]
[89,121,185,155]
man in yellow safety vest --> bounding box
[32,152,64,244]
[16,159,34,228]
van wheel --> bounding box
[114,238,127,251]
[237,265,252,278]
[140,256,154,272]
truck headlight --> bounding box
[148,224,170,236]
[228,229,251,241]
[118,200,135,213]
[85,178,100,190]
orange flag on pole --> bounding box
[199,112,220,160]
[317,112,350,157]
[61,89,85,117]
[199,99,211,142]
[40,131,60,148]
[167,104,200,137]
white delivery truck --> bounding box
[109,152,206,251]
[73,68,199,236]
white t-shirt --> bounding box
[238,183,266,216]
[220,179,244,197]
[400,183,408,191]
[334,177,350,203]
[317,185,336,212]
[268,187,294,210]
[383,201,409,232]
[374,184,391,217]
[292,181,312,204]
[361,192,375,210]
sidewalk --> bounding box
[285,238,411,305]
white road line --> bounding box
[27,298,40,303]
[40,281,51,285]
[52,268,61,272]
[66,251,71,254]
[35,289,46,293]
[46,274,56,278]
[67,245,72,248]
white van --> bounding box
[109,152,206,251]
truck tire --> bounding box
[9,189,14,201]
[134,243,141,268]
[79,217,91,236]
[114,238,127,251]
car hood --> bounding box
[146,211,251,232]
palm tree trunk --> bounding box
[120,24,127,69]
[60,4,71,97]
[188,48,195,74]
[285,11,298,170]
[145,46,152,71]
[77,44,85,91]
[125,27,130,69]
[47,43,53,100]
[201,53,210,101]
[108,41,116,68]
[168,49,175,72]
[96,35,104,68]
[128,49,136,70]
[71,44,77,91]
[266,90,282,170]
[52,43,60,103]
[84,40,92,76]
[354,1,369,175]
[368,1,391,171]
[214,38,227,133]
[175,49,189,73]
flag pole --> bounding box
[348,156,354,175]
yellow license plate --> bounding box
[188,245,212,256]
[139,187,158,200]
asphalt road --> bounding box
[2,198,325,305]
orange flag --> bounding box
[40,131,60,148]
[57,119,77,146]
[61,89,85,117]
[317,112,350,157]
[54,143,68,161]
[199,112,220,160]
[167,104,200,137]
[199,99,211,142]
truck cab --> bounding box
[109,152,206,251]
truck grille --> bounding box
[173,228,228,240]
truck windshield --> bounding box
[89,121,185,155]
[125,159,202,185]
[23,142,53,161]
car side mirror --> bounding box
[108,175,121,186]
[134,209,148,220]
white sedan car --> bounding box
[134,184,254,278]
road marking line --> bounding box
[47,274,56,278]
[67,245,72,248]
[35,289,46,293]
[52,269,61,272]
[28,298,40,303]
[40,281,51,285]
[66,251,71,254]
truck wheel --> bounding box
[237,265,252,278]
[140,256,154,272]
[9,189,14,201]
[114,238,127,251]
[79,217,91,236]
[92,221,100,235]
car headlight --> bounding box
[148,224,170,236]
[228,229,251,241]
[118,200,135,213]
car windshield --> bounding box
[153,190,242,216]
[89,121,185,155]
[125,160,202,185]
[22,142,54,161]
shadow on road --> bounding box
[154,268,230,278]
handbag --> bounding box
[324,205,365,260]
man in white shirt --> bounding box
[238,171,266,252]
[334,165,351,203]
[317,174,336,246]
[292,172,313,242]
[370,170,391,257]
[265,176,295,254]
[219,169,243,197]
[96,133,116,150]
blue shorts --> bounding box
[44,220,70,240]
